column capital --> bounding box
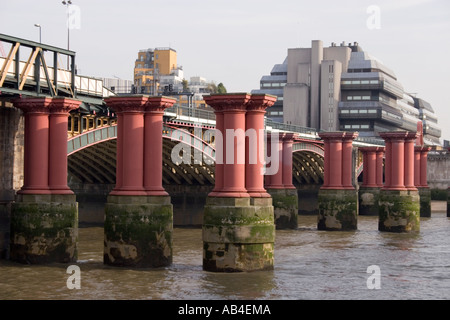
[105,95,148,113]
[204,93,251,113]
[246,94,277,112]
[319,131,358,142]
[379,131,417,142]
[359,146,385,153]
[414,146,432,153]
[13,97,52,114]
[48,98,81,114]
[145,96,177,113]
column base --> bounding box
[358,187,381,216]
[202,196,274,272]
[378,189,420,232]
[318,188,358,231]
[418,187,431,217]
[267,188,298,229]
[104,195,173,268]
[10,194,78,264]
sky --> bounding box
[1,0,449,141]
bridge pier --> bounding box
[359,147,384,215]
[265,133,299,229]
[318,132,359,231]
[103,96,176,268]
[378,132,420,232]
[202,93,276,272]
[10,97,81,264]
[414,146,432,217]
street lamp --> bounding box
[34,24,41,43]
[62,0,72,68]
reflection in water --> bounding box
[0,206,449,300]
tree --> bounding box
[182,79,189,92]
[217,82,227,94]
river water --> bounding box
[0,202,449,300]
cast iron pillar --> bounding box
[10,97,81,264]
[318,131,359,231]
[202,93,276,272]
[379,132,420,232]
[414,146,432,217]
[103,95,176,267]
[265,133,298,229]
[359,147,385,215]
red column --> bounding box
[322,139,330,188]
[116,113,124,190]
[48,98,81,194]
[14,98,51,194]
[245,94,276,197]
[204,94,250,197]
[318,132,358,190]
[384,138,392,188]
[404,133,418,191]
[282,133,296,189]
[415,146,431,187]
[106,96,147,196]
[342,132,358,189]
[375,148,384,187]
[266,133,285,189]
[144,97,175,196]
[360,147,377,187]
[379,132,416,191]
[360,146,385,188]
[213,109,224,194]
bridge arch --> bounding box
[67,123,216,185]
[292,141,324,185]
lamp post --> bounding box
[34,24,41,43]
[62,0,72,68]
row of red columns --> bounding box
[13,97,81,195]
[319,132,359,190]
[264,133,296,190]
[104,96,176,196]
[360,133,430,190]
[203,93,277,198]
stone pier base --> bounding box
[104,195,173,268]
[318,189,358,231]
[10,194,78,264]
[202,197,275,272]
[358,187,380,216]
[267,188,298,229]
[418,187,431,217]
[378,189,420,232]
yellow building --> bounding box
[134,47,177,95]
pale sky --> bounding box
[1,0,449,141]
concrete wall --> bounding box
[427,151,449,190]
[0,102,24,259]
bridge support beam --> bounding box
[10,97,81,264]
[359,147,384,216]
[202,93,276,272]
[318,132,358,231]
[265,133,299,229]
[104,96,176,267]
[414,146,432,217]
[379,132,420,232]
